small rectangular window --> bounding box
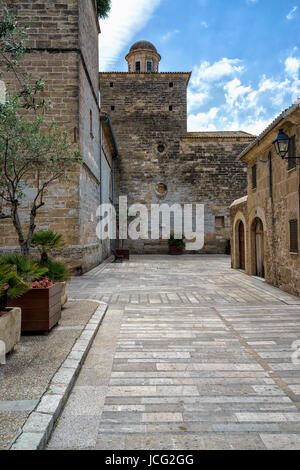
[288,135,296,170]
[252,164,257,189]
[169,105,173,111]
[290,219,298,253]
[147,61,152,73]
[169,82,174,88]
[89,110,94,139]
[129,64,132,72]
[136,61,141,72]
[111,105,115,111]
[215,216,225,229]
[110,82,114,88]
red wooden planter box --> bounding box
[169,247,184,256]
[115,249,130,260]
[8,283,63,333]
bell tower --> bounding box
[125,40,161,73]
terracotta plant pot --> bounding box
[0,307,22,356]
[115,249,130,260]
[169,246,184,256]
[8,283,62,333]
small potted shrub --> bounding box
[5,254,62,332]
[31,231,70,306]
[0,259,28,355]
[168,235,186,255]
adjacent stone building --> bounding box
[0,0,118,272]
[99,41,255,253]
[230,100,300,297]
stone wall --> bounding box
[231,108,300,297]
[0,0,107,272]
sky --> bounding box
[99,0,300,135]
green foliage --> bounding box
[96,0,111,18]
[168,235,186,249]
[42,258,70,283]
[1,253,48,283]
[0,257,29,309]
[31,231,65,252]
[0,9,27,76]
[31,231,65,264]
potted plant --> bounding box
[115,210,131,261]
[0,259,28,355]
[168,235,186,255]
[4,254,62,332]
[42,258,70,307]
[31,231,70,306]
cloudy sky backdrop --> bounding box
[99,0,300,135]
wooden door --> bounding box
[255,220,264,278]
[238,221,245,270]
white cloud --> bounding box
[224,78,251,106]
[99,0,161,71]
[162,29,180,42]
[187,53,300,135]
[188,107,219,131]
[188,58,245,112]
[285,56,300,79]
[191,58,244,87]
[287,6,298,20]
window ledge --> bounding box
[287,167,297,173]
[290,252,298,255]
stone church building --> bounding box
[0,0,255,271]
[100,40,255,253]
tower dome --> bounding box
[130,41,158,53]
[126,41,161,73]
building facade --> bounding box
[100,41,255,254]
[230,101,300,297]
[0,0,118,272]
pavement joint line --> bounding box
[7,300,108,451]
[214,307,300,413]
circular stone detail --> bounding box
[155,183,168,197]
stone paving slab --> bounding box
[0,301,107,450]
[47,255,300,450]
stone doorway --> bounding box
[254,219,265,278]
[238,221,245,270]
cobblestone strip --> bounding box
[8,302,108,451]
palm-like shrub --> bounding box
[1,253,48,283]
[0,258,29,311]
[31,231,65,264]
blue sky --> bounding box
[99,0,300,135]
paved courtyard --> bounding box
[47,255,300,450]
